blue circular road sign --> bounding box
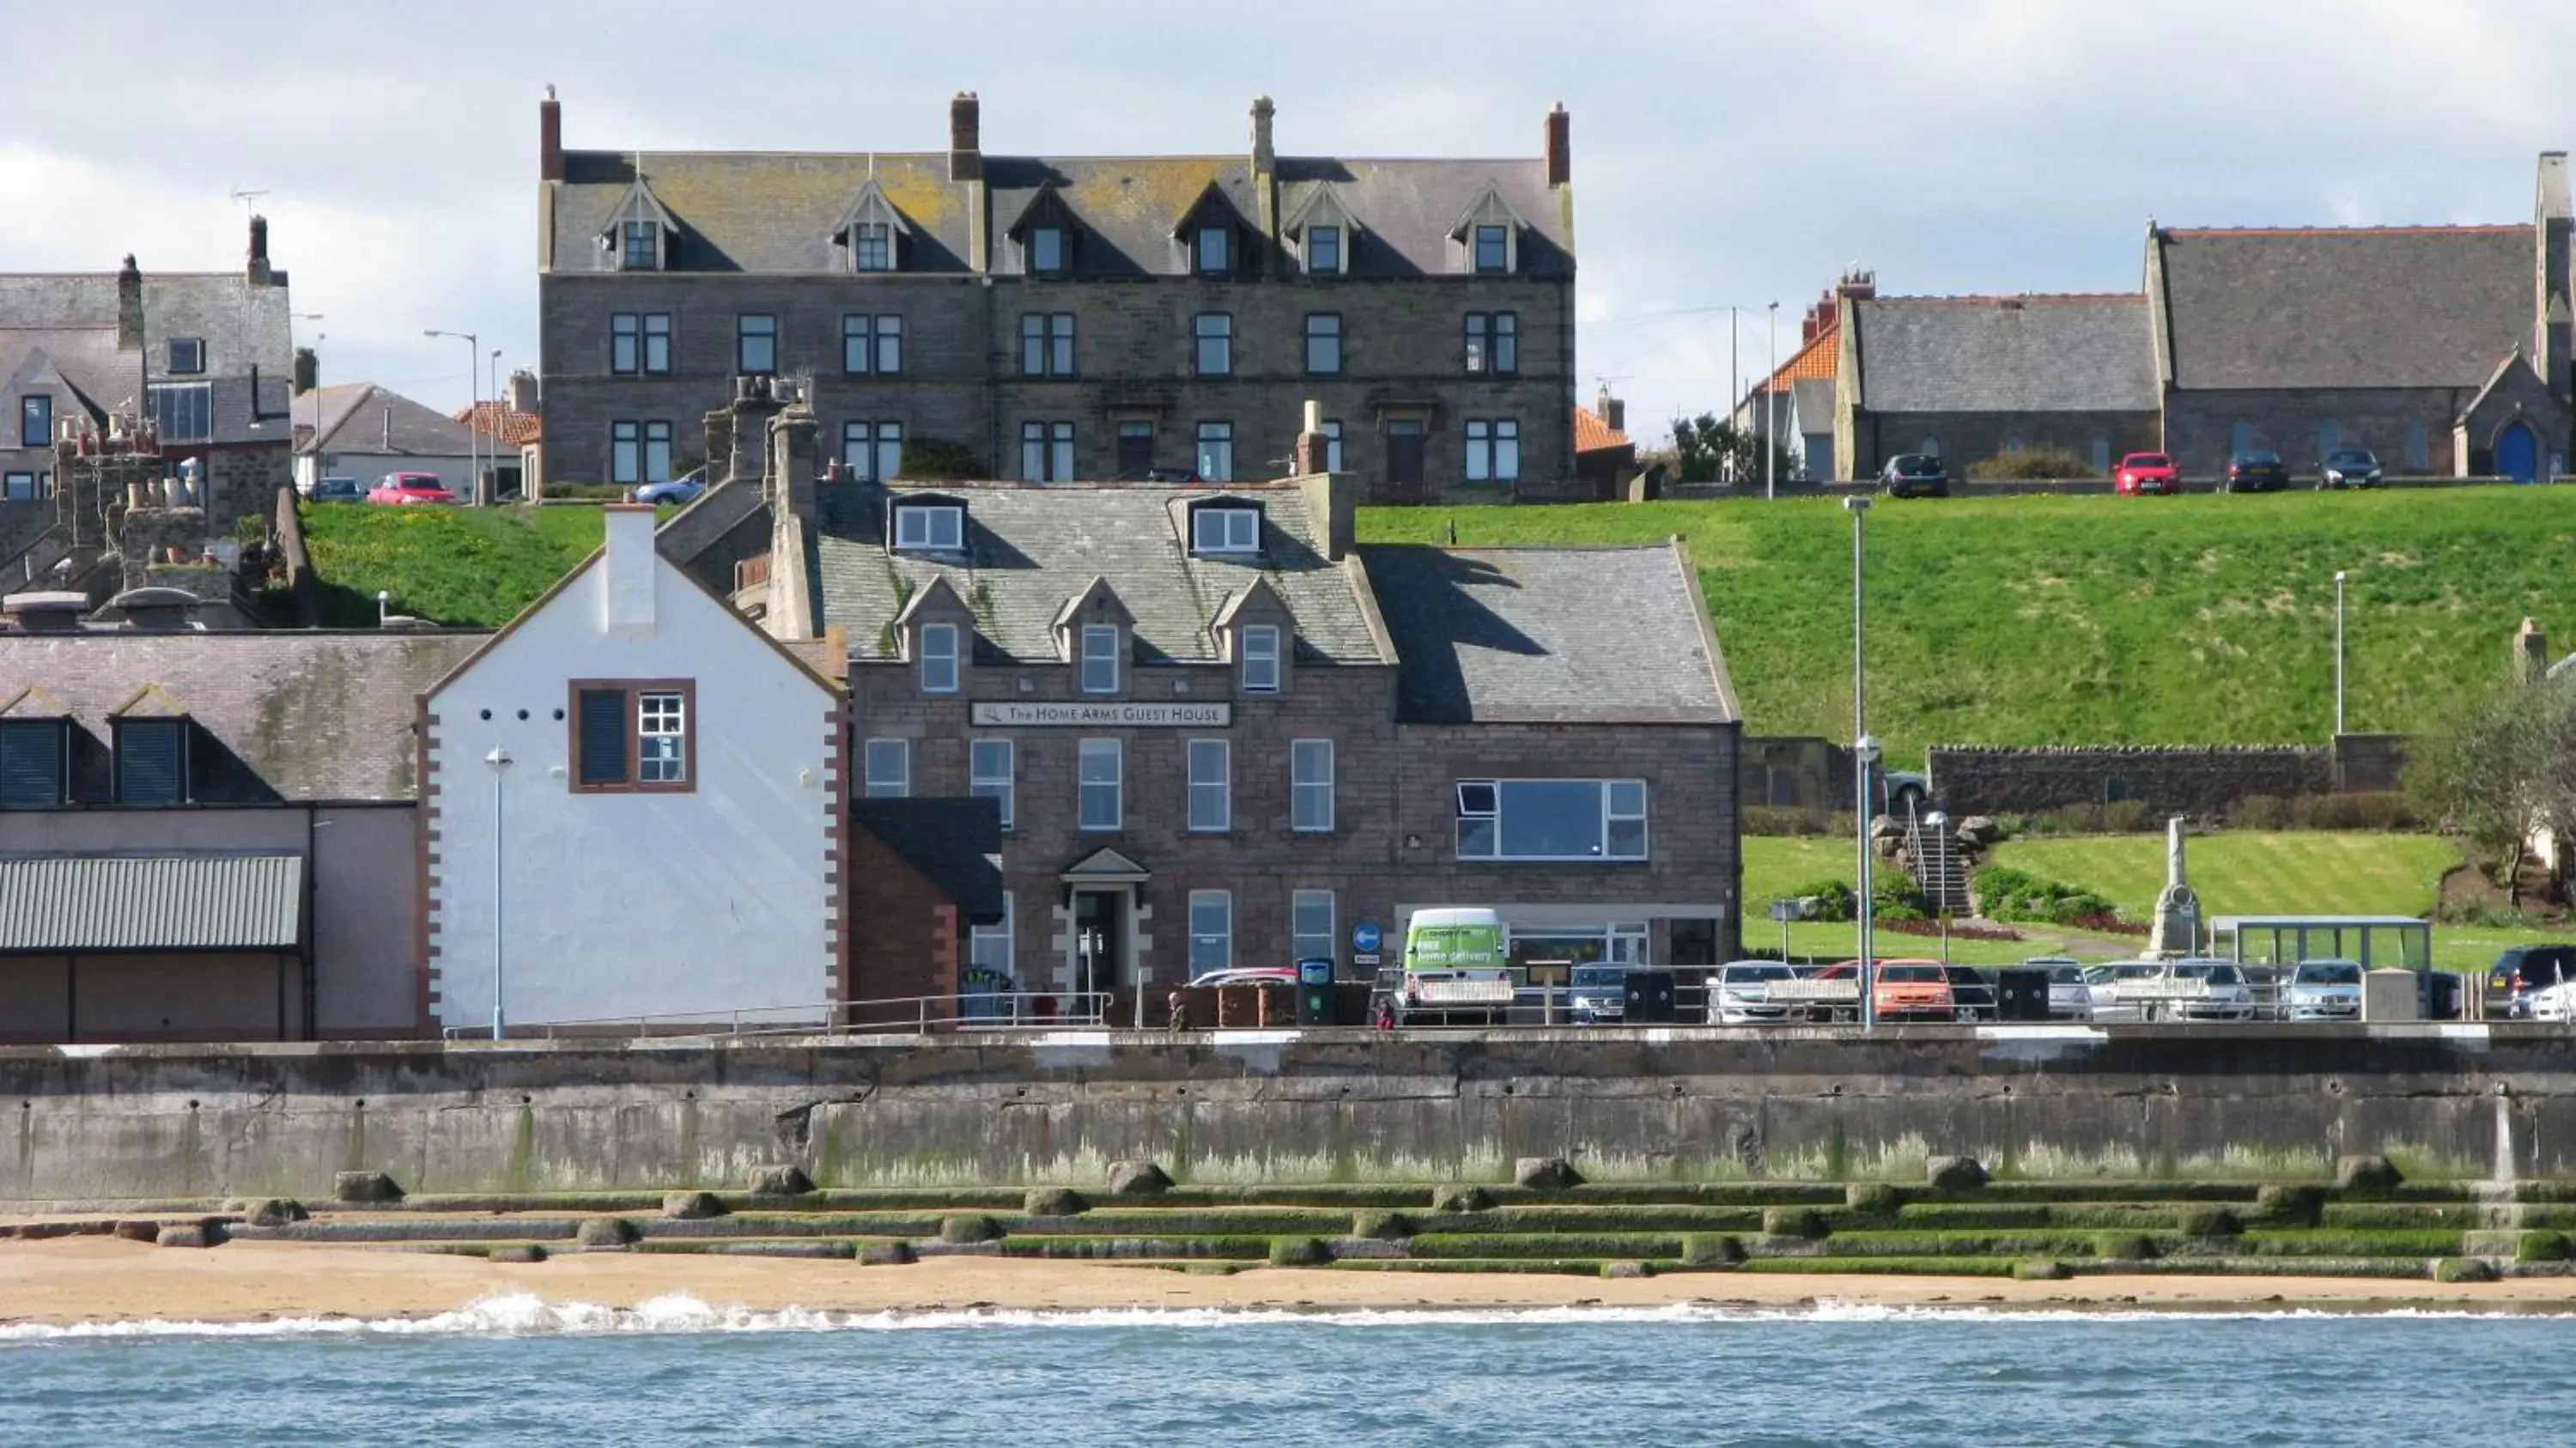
[1352,922,1382,953]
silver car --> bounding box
[2024,956,2094,1022]
[1711,961,1798,1025]
[2285,958,2364,1022]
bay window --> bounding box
[1455,779,1649,861]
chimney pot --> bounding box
[539,88,563,182]
[602,503,659,636]
[949,92,982,181]
[1544,102,1571,188]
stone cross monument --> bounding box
[2147,814,2202,958]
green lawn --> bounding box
[1987,831,2464,919]
[300,503,641,628]
[1357,487,2576,765]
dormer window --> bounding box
[854,222,893,272]
[1079,624,1121,694]
[1305,225,1341,276]
[893,502,964,552]
[1473,224,1510,274]
[1191,505,1261,555]
[1241,624,1281,694]
[0,719,70,808]
[113,718,190,806]
[1030,227,1067,275]
[622,220,661,271]
[1194,225,1231,277]
[167,338,206,375]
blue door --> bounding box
[2498,422,2539,483]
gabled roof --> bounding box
[829,178,914,246]
[1574,405,1630,455]
[0,336,128,427]
[457,399,544,447]
[891,572,969,628]
[1208,575,1288,631]
[554,151,977,274]
[600,176,679,237]
[0,265,291,445]
[1757,325,1839,398]
[1448,182,1527,240]
[1170,179,1249,239]
[1051,575,1134,635]
[108,683,189,719]
[296,382,479,458]
[813,480,1386,666]
[1356,543,1738,726]
[2463,347,2537,417]
[1279,182,1358,238]
[2154,225,2534,391]
[1853,295,2157,413]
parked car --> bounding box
[1873,959,1963,1023]
[2023,957,2094,1022]
[2284,958,2364,1022]
[2112,453,2183,495]
[1878,453,1952,499]
[1943,964,1998,1022]
[1710,961,1799,1025]
[368,472,455,505]
[2318,447,2384,490]
[2489,945,2576,1019]
[2222,450,2289,493]
[2159,959,2258,1021]
[308,477,365,502]
[2531,974,2576,1025]
[634,469,707,506]
[1568,964,1635,1024]
[2083,961,2165,1022]
[2239,963,2289,1020]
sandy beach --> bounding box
[1,1238,2572,1328]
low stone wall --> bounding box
[1929,745,2331,817]
[1,1027,2567,1201]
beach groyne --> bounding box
[3,1025,2570,1200]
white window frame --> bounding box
[1292,889,1335,967]
[864,738,910,798]
[638,691,687,784]
[969,892,1015,982]
[1079,624,1121,694]
[1455,778,1650,861]
[970,738,1015,830]
[894,503,963,551]
[1078,739,1122,831]
[1197,421,1234,482]
[1188,889,1233,975]
[919,622,962,694]
[1305,225,1341,276]
[1291,739,1334,833]
[1240,624,1281,694]
[1192,507,1260,554]
[1187,738,1230,833]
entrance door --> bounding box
[1385,420,1426,491]
[1072,890,1123,995]
[1115,422,1156,479]
[2497,422,2540,483]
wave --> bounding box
[1,1294,2567,1342]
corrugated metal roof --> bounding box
[0,854,304,952]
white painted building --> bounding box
[421,505,844,1031]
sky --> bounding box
[6,0,2573,446]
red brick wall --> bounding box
[846,825,961,1024]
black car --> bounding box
[2318,447,2385,489]
[1945,964,1998,1022]
[1879,453,1952,498]
[2489,945,2576,1018]
[2224,449,2288,493]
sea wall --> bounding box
[3,1026,2568,1201]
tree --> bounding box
[1670,412,1800,487]
[2408,673,2576,906]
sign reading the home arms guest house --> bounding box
[969,702,1234,727]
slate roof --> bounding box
[1854,295,2157,413]
[1356,544,1738,726]
[2154,226,2536,391]
[0,853,305,952]
[812,480,1387,665]
[0,326,133,428]
[0,631,483,801]
[854,798,1005,925]
[296,383,479,458]
[0,270,293,446]
[550,150,1571,278]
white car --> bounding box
[2284,959,2364,1022]
[2530,976,2576,1024]
[2156,959,2258,1021]
[2024,956,2093,1022]
[2083,962,2162,1023]
[1711,961,1798,1025]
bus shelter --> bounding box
[2210,915,2431,970]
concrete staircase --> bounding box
[1904,810,1972,917]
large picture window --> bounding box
[149,383,212,444]
[1455,779,1648,861]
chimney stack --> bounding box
[1544,102,1571,188]
[1292,397,1330,476]
[539,85,563,182]
[1251,95,1279,265]
[246,216,272,285]
[949,92,982,181]
[292,346,317,395]
[602,503,658,637]
[1596,386,1626,436]
[507,368,540,415]
[116,256,143,351]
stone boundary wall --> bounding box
[1929,745,2332,817]
[0,1028,2567,1201]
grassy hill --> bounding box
[1356,486,2576,764]
[299,504,629,628]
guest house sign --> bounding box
[969,702,1233,727]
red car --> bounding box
[368,472,456,505]
[2112,453,2182,495]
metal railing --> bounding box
[437,990,1116,1042]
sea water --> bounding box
[0,1297,2567,1445]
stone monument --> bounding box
[2147,814,2202,958]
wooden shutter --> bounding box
[576,688,630,786]
[0,722,65,808]
[115,721,188,805]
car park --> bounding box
[308,477,364,502]
[2239,964,2288,1020]
[1878,453,1952,499]
[2488,945,2575,1019]
[368,472,456,505]
[1711,961,1799,1025]
[2284,959,2363,1021]
[2318,447,2384,489]
[2113,453,2182,495]
[2222,450,2288,493]
[1943,964,1998,1022]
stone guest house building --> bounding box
[535,89,1579,502]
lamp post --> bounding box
[484,746,512,1040]
[1765,301,1780,501]
[425,328,479,504]
[2333,570,2348,737]
[1926,808,1949,964]
[489,349,507,501]
[1845,492,1875,1027]
[375,589,390,628]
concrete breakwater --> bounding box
[3,1025,2572,1202]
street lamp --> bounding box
[2333,570,2348,737]
[425,328,480,504]
[1765,301,1780,501]
[1845,492,1875,1028]
[375,589,390,628]
[484,745,513,1041]
[1926,809,1949,964]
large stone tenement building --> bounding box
[534,89,1579,502]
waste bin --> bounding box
[1296,958,1338,1025]
[1996,968,2050,1022]
[2417,970,2463,1022]
[1622,970,1677,1024]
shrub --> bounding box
[2100,799,2154,833]
[2514,1232,2571,1262]
[2095,1232,2157,1262]
[1429,1184,1492,1214]
[543,483,631,501]
[1768,879,1855,924]
[1844,1183,1905,1218]
[2175,1207,2242,1238]
[1966,445,2095,480]
[1762,1207,1829,1240]
[1873,873,1928,922]
[1973,866,2122,926]
[2433,1256,2496,1284]
[2287,792,2420,831]
[2232,794,2290,830]
[1267,1237,1334,1267]
[2013,1259,2074,1281]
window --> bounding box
[1292,889,1335,966]
[843,420,905,483]
[1306,225,1341,276]
[638,692,687,783]
[970,739,1015,830]
[1194,313,1233,376]
[1029,227,1066,274]
[114,720,189,806]
[20,394,50,449]
[1464,312,1518,374]
[969,892,1014,989]
[893,503,963,551]
[149,383,211,445]
[1291,739,1334,832]
[0,721,68,808]
[611,313,640,374]
[2,472,44,502]
[1303,313,1342,375]
[611,421,672,484]
[1188,890,1233,974]
[864,738,909,798]
[1196,421,1234,482]
[1022,421,1076,482]
[2407,419,2430,472]
[571,683,694,792]
[853,221,893,273]
[843,314,902,375]
[1021,313,1075,377]
[621,221,659,271]
[1195,225,1231,276]
[919,623,961,693]
[1465,419,1520,483]
[167,337,206,374]
[1473,223,1510,274]
[1079,624,1121,694]
[642,313,671,374]
[1241,624,1281,693]
[737,313,777,374]
[1455,779,1649,861]
[1321,419,1344,473]
[2319,418,2342,459]
[1116,421,1155,478]
[1188,739,1230,832]
[1192,506,1260,554]
[1078,739,1121,830]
